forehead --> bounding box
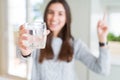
[48,3,65,12]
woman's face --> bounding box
[46,3,66,36]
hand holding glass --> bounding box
[24,22,47,49]
[18,22,47,55]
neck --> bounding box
[53,31,60,37]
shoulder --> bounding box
[71,38,86,50]
[72,38,85,47]
[72,38,89,54]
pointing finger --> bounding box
[103,12,107,22]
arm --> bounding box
[74,14,111,75]
[16,46,30,62]
[74,39,111,75]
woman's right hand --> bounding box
[18,25,50,56]
[18,25,32,56]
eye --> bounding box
[59,13,63,16]
[59,12,64,16]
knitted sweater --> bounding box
[18,37,111,80]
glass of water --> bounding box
[24,22,47,49]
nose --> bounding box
[52,14,58,21]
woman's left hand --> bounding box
[97,14,108,43]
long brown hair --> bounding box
[39,0,74,63]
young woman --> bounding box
[18,0,110,80]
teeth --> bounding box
[51,22,57,25]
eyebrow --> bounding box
[48,8,65,13]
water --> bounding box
[27,29,47,49]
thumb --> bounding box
[46,30,50,35]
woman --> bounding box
[18,0,110,80]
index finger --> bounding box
[103,12,106,21]
[19,25,25,31]
[19,24,28,36]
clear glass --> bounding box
[24,22,47,49]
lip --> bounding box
[49,24,57,28]
[49,23,58,27]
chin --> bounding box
[49,27,57,31]
[50,29,57,32]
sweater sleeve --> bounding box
[16,46,37,62]
[16,46,28,62]
[74,39,111,75]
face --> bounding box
[46,3,66,36]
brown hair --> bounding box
[39,0,74,63]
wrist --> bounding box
[21,51,31,58]
[99,42,108,47]
[98,36,107,43]
[21,53,31,58]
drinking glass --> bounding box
[24,22,47,49]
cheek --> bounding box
[46,13,51,20]
[46,16,51,26]
[61,17,66,25]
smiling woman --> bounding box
[17,0,111,80]
[3,0,120,80]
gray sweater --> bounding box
[18,37,111,80]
